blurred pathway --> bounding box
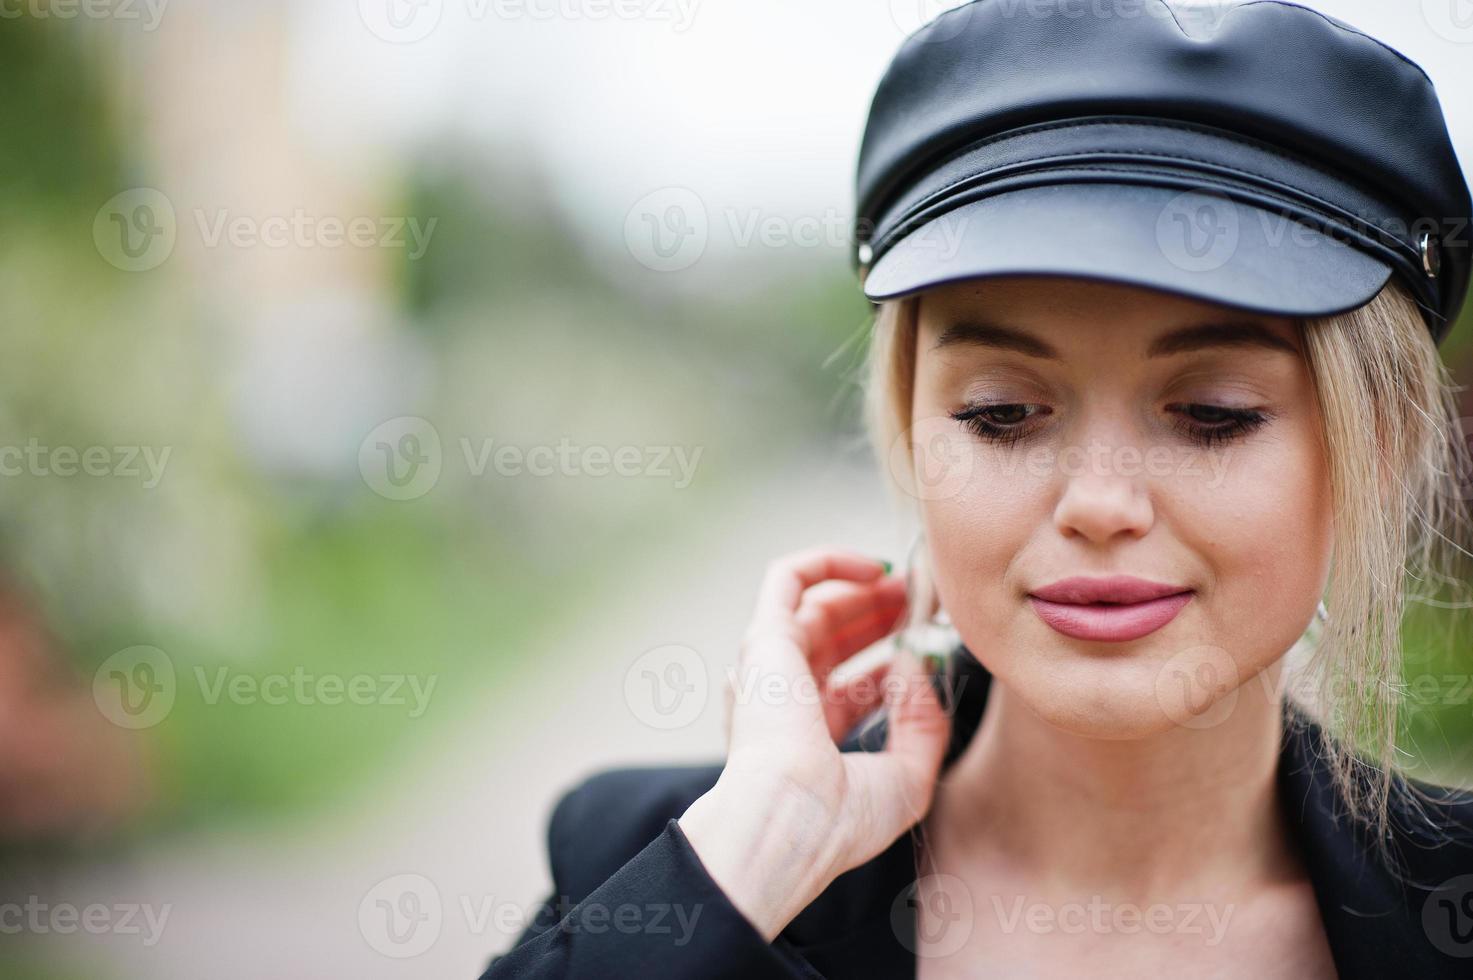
[24,448,911,980]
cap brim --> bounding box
[862,182,1393,317]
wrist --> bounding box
[677,777,840,942]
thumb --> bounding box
[884,643,952,810]
[845,643,951,855]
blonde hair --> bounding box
[860,276,1473,859]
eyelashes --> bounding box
[1167,402,1272,448]
[948,402,1271,449]
[950,403,1045,448]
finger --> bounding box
[806,601,908,692]
[732,550,892,749]
[876,645,952,828]
[795,576,906,632]
[752,548,888,623]
[825,597,908,665]
[794,578,906,681]
[822,656,892,742]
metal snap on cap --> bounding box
[1419,231,1441,279]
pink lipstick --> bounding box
[1027,575,1193,642]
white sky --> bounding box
[279,0,1473,261]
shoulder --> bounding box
[1286,705,1473,884]
[1390,774,1473,879]
[543,761,724,902]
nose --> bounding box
[1050,443,1156,544]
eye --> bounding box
[952,401,1272,449]
[949,402,1049,447]
[1168,403,1271,448]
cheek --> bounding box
[1169,423,1334,680]
[914,428,1049,647]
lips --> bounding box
[1027,575,1194,642]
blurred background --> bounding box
[0,1,1469,977]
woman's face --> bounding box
[909,275,1333,738]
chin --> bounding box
[1006,642,1236,740]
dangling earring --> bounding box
[901,528,925,606]
[1315,600,1329,623]
[898,529,954,673]
[896,529,925,655]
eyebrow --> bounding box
[931,319,1299,359]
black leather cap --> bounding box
[853,0,1472,345]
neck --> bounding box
[926,658,1298,896]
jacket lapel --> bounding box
[1276,701,1468,978]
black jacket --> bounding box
[481,648,1473,978]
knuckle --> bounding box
[763,554,795,579]
[790,600,819,631]
[743,616,793,646]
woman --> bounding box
[483,2,1473,976]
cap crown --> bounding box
[855,0,1472,336]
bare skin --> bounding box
[680,276,1337,976]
